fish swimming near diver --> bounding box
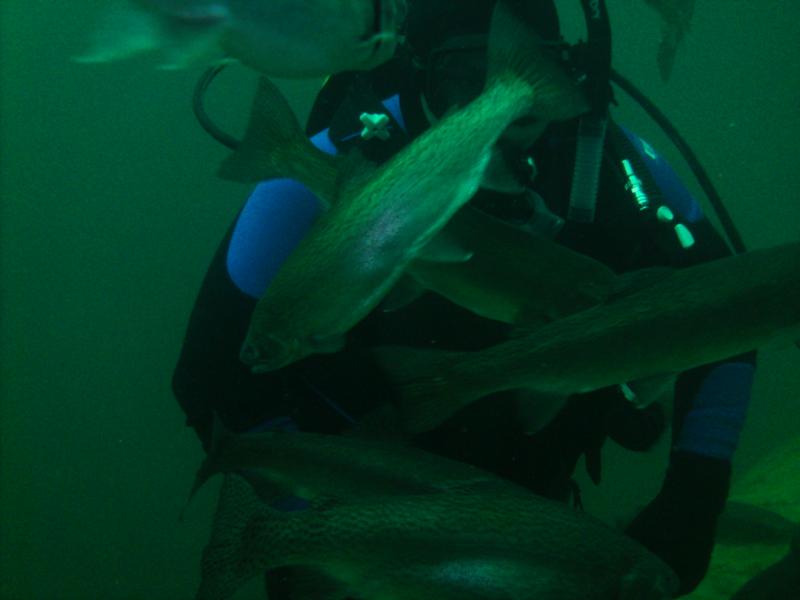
[224,0,589,373]
[374,241,800,433]
[643,0,696,81]
[75,0,406,78]
[218,72,629,325]
[196,469,677,599]
[182,414,500,517]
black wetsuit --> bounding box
[172,3,755,595]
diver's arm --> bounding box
[171,218,290,451]
[626,350,756,595]
[623,216,758,595]
[172,179,325,450]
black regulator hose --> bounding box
[193,63,240,151]
[610,68,747,255]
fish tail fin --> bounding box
[217,77,338,200]
[74,2,228,68]
[487,0,589,121]
[196,473,286,600]
[657,32,680,82]
[180,413,234,522]
[73,2,163,64]
[372,346,473,434]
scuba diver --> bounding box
[172,0,755,596]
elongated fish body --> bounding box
[376,241,800,433]
[77,0,405,77]
[185,420,501,510]
[407,206,620,324]
[243,77,542,370]
[240,2,589,372]
[198,474,677,600]
[222,77,612,335]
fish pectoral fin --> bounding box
[380,276,426,312]
[415,232,474,264]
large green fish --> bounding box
[374,241,800,433]
[76,0,405,77]
[643,0,696,81]
[183,416,499,516]
[231,0,589,373]
[197,471,677,599]
[221,76,621,327]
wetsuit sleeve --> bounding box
[171,219,291,451]
[172,169,328,449]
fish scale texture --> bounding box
[197,475,676,599]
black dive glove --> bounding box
[626,451,731,595]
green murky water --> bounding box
[1,2,798,598]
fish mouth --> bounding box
[240,336,297,373]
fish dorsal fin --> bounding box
[218,77,339,207]
[180,412,235,521]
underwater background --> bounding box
[1,1,798,598]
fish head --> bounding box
[240,331,346,374]
[240,334,300,373]
[221,0,406,78]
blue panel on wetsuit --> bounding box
[227,95,405,299]
[674,362,755,460]
[383,94,407,133]
[226,128,335,298]
[620,126,704,223]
